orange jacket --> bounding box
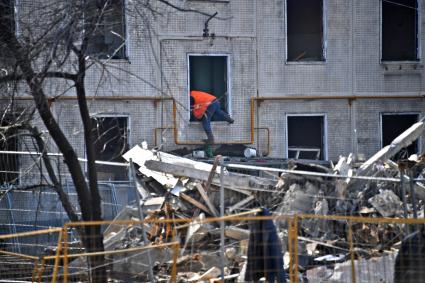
[190,90,216,119]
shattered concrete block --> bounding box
[368,190,403,217]
[307,252,396,283]
[185,213,211,244]
[278,182,319,215]
[225,247,237,260]
[201,252,229,271]
[111,247,173,277]
[173,254,204,272]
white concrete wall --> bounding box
[9,0,425,164]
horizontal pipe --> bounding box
[3,95,423,101]
[0,227,62,240]
[1,95,257,146]
[0,249,38,261]
[0,96,174,101]
[253,95,425,101]
[16,94,420,148]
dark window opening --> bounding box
[287,116,325,160]
[91,116,128,180]
[189,55,229,121]
[87,0,126,59]
[0,0,15,47]
[382,0,418,61]
[382,114,418,160]
[0,120,19,184]
[287,0,324,62]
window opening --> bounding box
[0,0,15,44]
[381,113,419,160]
[287,0,324,62]
[91,116,128,180]
[382,0,418,61]
[287,115,325,160]
[0,119,19,184]
[189,55,229,121]
[87,0,126,59]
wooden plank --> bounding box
[205,155,221,192]
[227,195,255,213]
[195,183,219,217]
[180,193,212,215]
[225,227,250,240]
[144,160,276,194]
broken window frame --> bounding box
[187,53,232,121]
[380,0,420,62]
[285,113,328,160]
[86,0,128,60]
[88,114,130,181]
[380,112,421,157]
[285,0,327,63]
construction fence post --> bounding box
[348,221,356,283]
[37,258,46,283]
[171,242,180,283]
[50,228,64,283]
[220,156,225,283]
[63,225,69,283]
[288,216,299,283]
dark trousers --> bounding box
[201,100,232,133]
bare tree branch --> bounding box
[0,71,77,83]
[157,0,229,19]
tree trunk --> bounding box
[75,56,106,282]
[0,11,107,281]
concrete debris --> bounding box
[100,120,425,282]
[277,182,319,215]
[307,252,396,283]
[187,266,221,282]
[368,190,403,217]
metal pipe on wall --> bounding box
[5,95,423,151]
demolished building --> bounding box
[1,120,425,282]
[1,0,425,282]
[0,0,425,182]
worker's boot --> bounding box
[224,114,234,124]
[203,132,215,144]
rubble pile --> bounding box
[98,119,425,282]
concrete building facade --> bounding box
[3,0,425,181]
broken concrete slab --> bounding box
[145,159,277,193]
[368,190,403,217]
[356,118,425,178]
[277,182,319,215]
[123,145,224,188]
[307,252,396,283]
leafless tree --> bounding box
[0,0,217,281]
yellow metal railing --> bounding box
[1,214,424,282]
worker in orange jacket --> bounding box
[190,90,234,144]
